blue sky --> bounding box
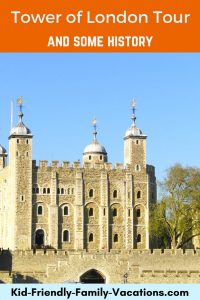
[0,54,199,184]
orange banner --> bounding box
[0,0,199,52]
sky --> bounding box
[0,53,199,185]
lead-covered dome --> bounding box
[125,125,143,138]
[10,111,31,136]
[84,141,107,155]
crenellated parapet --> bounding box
[51,160,59,168]
[62,161,70,168]
[1,248,200,283]
[39,160,48,168]
[8,248,200,257]
[32,160,157,174]
[32,160,133,172]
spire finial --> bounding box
[131,99,137,125]
[16,96,24,122]
[92,118,97,142]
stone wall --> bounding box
[1,249,200,284]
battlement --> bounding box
[32,160,128,171]
[5,248,200,257]
[62,161,70,168]
[51,160,59,168]
[32,160,156,174]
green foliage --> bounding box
[150,164,200,249]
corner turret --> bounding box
[8,97,33,250]
[124,100,147,170]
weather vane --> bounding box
[92,118,97,141]
[92,118,97,126]
[131,99,136,108]
[16,96,24,112]
[131,99,137,125]
[131,99,136,113]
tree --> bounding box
[150,164,200,249]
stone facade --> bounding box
[0,105,156,252]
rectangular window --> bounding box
[89,207,93,216]
[20,195,25,202]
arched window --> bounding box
[71,188,74,195]
[100,155,102,160]
[17,139,19,144]
[114,234,118,242]
[26,152,29,157]
[43,188,46,194]
[136,208,141,218]
[36,187,39,194]
[47,188,50,194]
[67,188,70,195]
[63,230,69,242]
[26,139,29,144]
[63,206,69,216]
[113,208,117,217]
[135,164,141,172]
[136,140,139,145]
[89,233,93,242]
[113,190,117,198]
[89,189,93,198]
[61,188,64,195]
[37,205,43,215]
[57,188,60,194]
[137,191,141,199]
[89,155,92,160]
[137,234,141,243]
[89,207,93,217]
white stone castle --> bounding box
[0,99,156,252]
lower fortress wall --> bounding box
[1,249,200,283]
